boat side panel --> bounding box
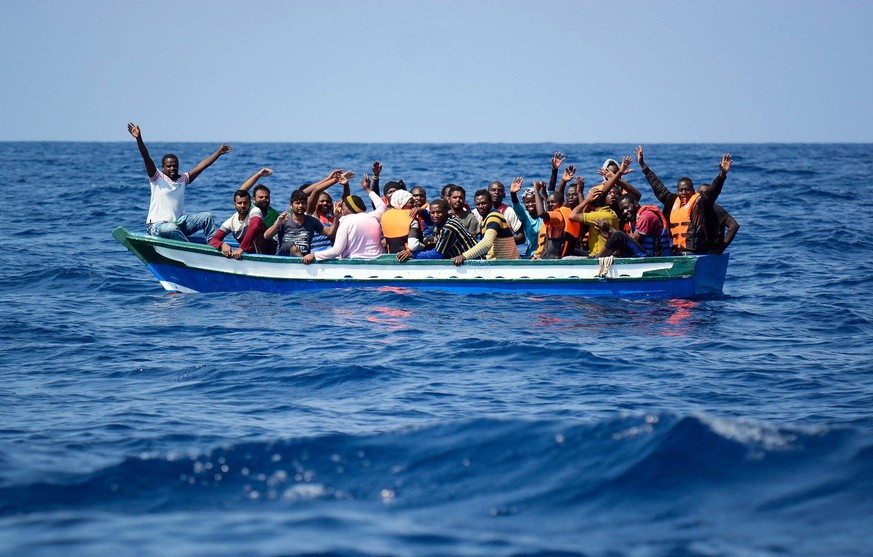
[147,262,697,298]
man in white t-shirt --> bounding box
[208,190,265,259]
[127,122,232,242]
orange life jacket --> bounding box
[381,209,414,253]
[669,193,700,250]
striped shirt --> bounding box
[463,210,520,260]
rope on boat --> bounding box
[596,256,614,278]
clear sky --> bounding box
[2,0,871,142]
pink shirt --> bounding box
[635,208,663,236]
[314,191,386,261]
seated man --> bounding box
[453,189,520,266]
[302,175,387,264]
[208,190,265,259]
[568,157,627,256]
[447,185,480,238]
[509,177,543,257]
[531,180,566,259]
[591,218,647,258]
[698,184,740,254]
[396,199,477,261]
[381,190,424,254]
[619,195,672,257]
[266,189,335,256]
[127,122,230,242]
[636,145,732,254]
[238,167,279,253]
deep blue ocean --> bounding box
[1,142,872,556]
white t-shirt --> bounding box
[218,207,264,243]
[147,171,189,225]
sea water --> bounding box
[1,142,872,556]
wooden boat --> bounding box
[113,227,729,298]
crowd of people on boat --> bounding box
[128,123,739,265]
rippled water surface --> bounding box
[1,142,872,556]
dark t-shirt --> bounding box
[276,215,325,256]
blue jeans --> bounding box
[148,212,216,242]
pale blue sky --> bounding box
[1,0,871,142]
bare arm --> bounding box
[127,123,157,178]
[548,151,564,191]
[304,169,342,214]
[533,180,548,219]
[239,168,273,192]
[188,143,233,183]
[556,165,575,196]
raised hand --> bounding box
[620,156,632,173]
[510,176,524,194]
[328,169,343,182]
[551,152,565,170]
[635,145,645,166]
[276,211,290,225]
[127,122,141,139]
[361,173,371,192]
[338,170,355,186]
[217,144,233,156]
[372,161,382,177]
[574,176,585,189]
[258,168,273,177]
[720,153,733,174]
[534,180,547,193]
[562,164,576,182]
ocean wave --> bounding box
[2,413,869,519]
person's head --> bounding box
[429,198,450,227]
[290,189,308,215]
[410,186,427,208]
[676,177,695,202]
[233,190,251,217]
[522,188,537,215]
[619,194,640,222]
[252,184,271,213]
[488,181,506,205]
[343,194,367,214]
[162,154,179,179]
[547,192,564,212]
[588,185,607,208]
[317,191,333,215]
[383,180,406,200]
[604,185,619,207]
[602,159,620,175]
[473,189,493,217]
[441,184,456,201]
[448,186,466,211]
[565,184,579,208]
[697,183,711,196]
[390,189,414,210]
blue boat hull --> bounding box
[115,228,728,299]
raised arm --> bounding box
[303,169,342,214]
[188,143,233,183]
[371,161,382,196]
[636,145,673,206]
[548,151,564,191]
[556,165,576,197]
[533,180,548,219]
[701,153,733,204]
[127,123,157,178]
[239,168,273,192]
